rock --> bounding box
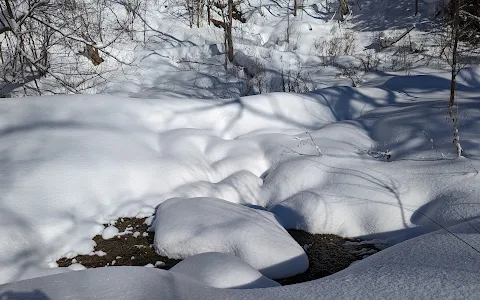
[153,197,308,279]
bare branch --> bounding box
[460,10,480,23]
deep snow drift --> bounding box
[0,67,479,293]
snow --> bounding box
[155,261,166,268]
[94,250,107,257]
[0,73,479,285]
[1,0,480,298]
[3,218,480,299]
[144,263,155,267]
[0,75,480,284]
[153,197,309,279]
[169,252,280,289]
[101,226,119,240]
[67,264,87,271]
[266,155,480,241]
[11,267,74,282]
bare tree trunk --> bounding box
[287,5,290,43]
[187,0,194,28]
[449,0,460,112]
[4,0,14,19]
[196,0,201,27]
[226,0,234,62]
[207,1,211,25]
[293,0,297,17]
[415,0,419,16]
[449,0,462,157]
[223,25,228,70]
[143,1,147,45]
[339,0,349,15]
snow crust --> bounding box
[169,252,280,289]
[153,197,308,279]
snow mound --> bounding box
[265,155,480,242]
[4,217,480,299]
[170,252,280,289]
[101,226,119,240]
[153,197,308,279]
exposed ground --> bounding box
[277,230,384,285]
[57,217,384,285]
[57,218,180,269]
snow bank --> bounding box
[266,155,480,242]
[153,197,308,279]
[170,252,280,289]
[3,217,480,299]
[0,92,326,283]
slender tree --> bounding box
[226,0,234,62]
[210,0,235,68]
[339,0,349,20]
[448,0,462,157]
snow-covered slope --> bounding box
[99,0,452,99]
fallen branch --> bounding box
[380,26,415,49]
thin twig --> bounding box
[306,132,323,156]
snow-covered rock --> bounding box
[67,263,87,271]
[153,197,308,279]
[169,252,280,289]
[101,226,119,240]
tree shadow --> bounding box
[379,74,474,93]
[350,0,440,32]
[0,290,50,300]
[458,67,480,89]
[0,74,44,97]
[0,267,187,299]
